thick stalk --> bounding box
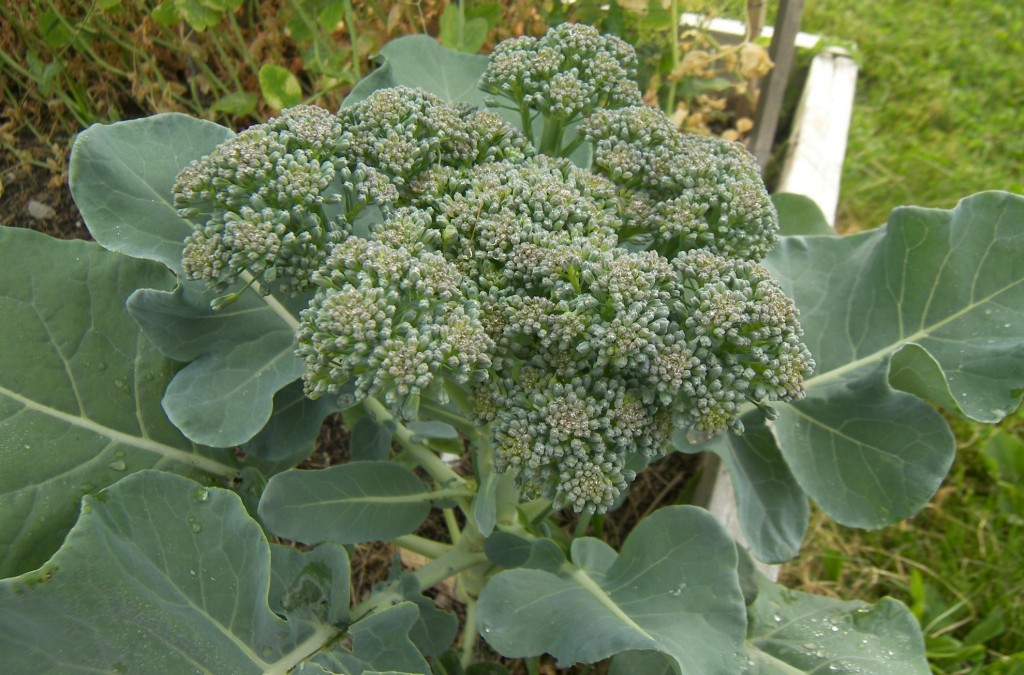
[459,596,480,668]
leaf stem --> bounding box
[444,507,462,543]
[459,595,480,668]
[362,396,468,490]
[350,535,489,620]
[393,533,451,559]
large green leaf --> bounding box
[763,191,1024,528]
[70,113,308,447]
[0,471,332,672]
[69,113,233,274]
[690,413,809,564]
[609,567,929,674]
[0,228,237,577]
[476,506,747,672]
[259,462,435,544]
[127,283,305,447]
[308,602,430,675]
[745,573,928,673]
[242,381,339,474]
[773,365,954,528]
[0,470,433,673]
[344,35,509,121]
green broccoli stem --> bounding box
[362,396,468,491]
[539,115,566,157]
[393,533,452,559]
[518,101,535,146]
[459,595,480,669]
[350,528,490,621]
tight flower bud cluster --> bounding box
[583,106,779,262]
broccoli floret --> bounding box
[466,233,811,513]
[479,23,643,156]
[339,86,534,198]
[174,105,392,299]
[407,156,620,286]
[174,91,532,303]
[296,208,493,417]
[582,106,779,262]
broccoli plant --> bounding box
[1,23,1022,675]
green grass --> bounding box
[778,2,1024,670]
[800,0,1024,231]
[781,413,1024,671]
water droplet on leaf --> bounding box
[107,459,127,471]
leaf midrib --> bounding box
[806,274,1024,391]
[0,383,237,478]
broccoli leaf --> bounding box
[0,470,433,673]
[0,471,332,672]
[744,572,928,673]
[695,414,810,564]
[69,114,311,448]
[127,282,306,447]
[476,506,748,673]
[259,462,435,544]
[772,192,836,236]
[344,35,517,125]
[69,113,233,275]
[765,191,1024,528]
[241,380,339,473]
[0,228,237,577]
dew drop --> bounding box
[107,459,127,472]
[685,426,711,445]
[113,377,126,388]
[262,647,273,658]
[96,362,107,372]
[772,612,783,623]
[190,520,202,533]
[194,488,210,503]
[189,569,196,576]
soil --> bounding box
[2,138,86,242]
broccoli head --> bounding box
[471,234,812,513]
[170,21,813,517]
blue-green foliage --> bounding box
[173,23,812,515]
